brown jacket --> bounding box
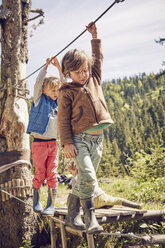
[58,39,114,146]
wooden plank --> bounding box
[56,222,84,237]
[110,207,147,214]
[54,216,83,238]
[0,184,5,202]
[25,179,30,195]
[65,226,83,238]
[12,179,17,197]
[147,234,165,244]
[20,179,26,198]
[8,181,12,199]
[87,234,95,248]
[53,208,165,225]
[59,215,67,248]
[49,218,57,248]
[54,208,68,215]
[16,179,21,197]
[54,207,147,217]
[95,209,121,217]
[143,210,165,220]
[5,182,9,200]
[95,208,147,216]
[95,209,134,217]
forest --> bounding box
[98,72,165,180]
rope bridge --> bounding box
[0,186,165,247]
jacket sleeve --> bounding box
[33,68,47,106]
[91,39,103,85]
[58,89,74,146]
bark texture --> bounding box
[0,1,48,247]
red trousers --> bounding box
[32,140,58,189]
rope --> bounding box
[0,188,65,224]
[0,189,49,233]
[98,232,165,244]
[0,188,33,208]
[99,232,156,242]
[0,159,31,174]
[22,0,125,82]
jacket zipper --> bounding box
[83,87,99,123]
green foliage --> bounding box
[100,72,165,178]
[131,178,165,203]
[99,176,165,207]
[19,240,34,248]
[100,219,165,248]
[127,146,165,182]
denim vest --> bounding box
[27,94,58,135]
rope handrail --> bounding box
[0,188,65,224]
[0,159,31,174]
[21,0,125,82]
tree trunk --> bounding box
[0,1,47,247]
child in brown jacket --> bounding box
[58,21,113,234]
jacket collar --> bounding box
[60,78,90,90]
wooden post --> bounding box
[12,179,17,197]
[1,184,5,202]
[16,179,21,197]
[59,215,67,248]
[5,182,9,200]
[20,179,26,198]
[25,179,30,195]
[86,234,95,248]
[49,218,57,248]
[8,181,12,199]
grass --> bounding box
[38,176,165,247]
[40,176,165,210]
[100,176,165,210]
[40,184,71,208]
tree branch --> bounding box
[24,9,44,23]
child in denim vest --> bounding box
[58,21,114,234]
[27,57,63,216]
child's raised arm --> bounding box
[51,57,62,74]
[86,21,98,39]
[43,58,51,70]
[51,57,66,84]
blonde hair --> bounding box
[42,76,61,93]
[62,49,94,77]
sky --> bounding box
[25,0,165,96]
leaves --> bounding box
[100,72,165,178]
